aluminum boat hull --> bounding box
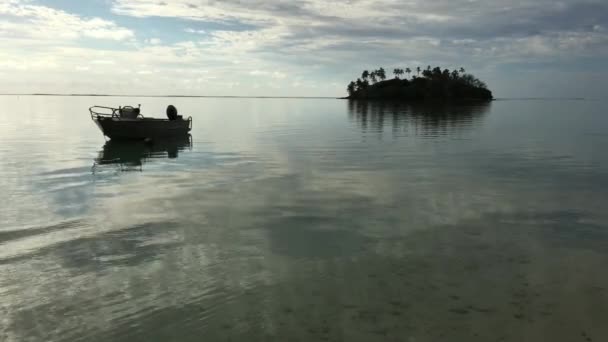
[94,117,191,140]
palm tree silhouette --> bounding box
[377,67,386,81]
[393,68,403,79]
[355,78,363,91]
[432,67,442,78]
[347,81,356,96]
[345,66,491,99]
[362,70,370,81]
[370,71,378,84]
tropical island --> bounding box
[346,66,493,101]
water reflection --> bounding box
[3,96,608,342]
[347,100,491,136]
[93,135,192,172]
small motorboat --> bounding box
[90,104,192,140]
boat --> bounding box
[90,104,192,140]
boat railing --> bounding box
[90,105,193,127]
[89,105,144,120]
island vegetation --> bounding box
[346,66,493,101]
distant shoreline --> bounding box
[0,94,591,101]
[0,93,337,99]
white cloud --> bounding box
[112,0,278,24]
[90,60,115,65]
[470,31,608,61]
[185,28,206,34]
[272,71,287,79]
[452,39,477,45]
[0,1,134,41]
[249,70,287,79]
[109,0,608,68]
[146,38,162,45]
[111,0,458,25]
[1,0,608,97]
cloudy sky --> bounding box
[1,0,607,97]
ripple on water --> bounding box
[1,97,608,342]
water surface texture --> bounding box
[1,96,607,341]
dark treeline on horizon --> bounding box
[347,66,493,101]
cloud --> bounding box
[249,70,287,79]
[185,28,206,34]
[0,1,134,42]
[146,38,162,45]
[1,0,608,96]
[109,0,608,65]
[111,0,316,24]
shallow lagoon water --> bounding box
[1,96,607,341]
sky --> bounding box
[1,0,607,98]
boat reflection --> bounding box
[93,135,192,172]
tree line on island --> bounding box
[346,66,493,101]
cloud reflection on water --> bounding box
[1,97,608,341]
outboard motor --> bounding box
[166,105,178,121]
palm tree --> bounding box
[416,66,421,76]
[347,81,356,96]
[393,68,403,79]
[442,69,451,79]
[377,67,386,81]
[432,66,442,78]
[362,70,369,81]
[405,67,412,79]
[370,71,378,84]
[355,78,364,91]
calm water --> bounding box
[1,96,607,341]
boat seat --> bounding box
[119,106,139,119]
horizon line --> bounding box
[0,93,339,99]
[0,94,593,101]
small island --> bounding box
[346,66,493,101]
